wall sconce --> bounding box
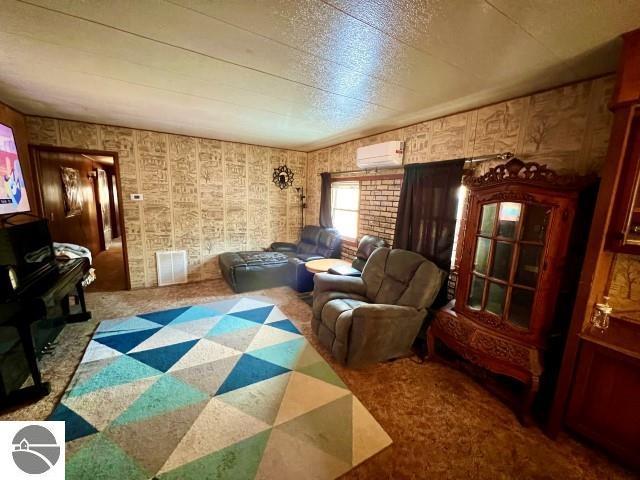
[590,296,613,332]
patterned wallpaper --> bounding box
[306,75,640,313]
[23,74,636,304]
[306,75,616,226]
[26,117,306,288]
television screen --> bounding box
[0,123,30,215]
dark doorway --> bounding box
[30,146,129,291]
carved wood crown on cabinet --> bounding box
[464,157,596,190]
[428,157,593,423]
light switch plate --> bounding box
[130,193,143,201]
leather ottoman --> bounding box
[218,251,290,293]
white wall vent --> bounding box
[156,250,188,286]
[356,141,404,169]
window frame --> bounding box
[330,179,360,245]
[467,200,548,330]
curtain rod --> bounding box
[318,152,514,176]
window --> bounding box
[450,185,467,267]
[331,181,359,240]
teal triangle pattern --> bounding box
[53,298,388,479]
[207,315,257,337]
[248,338,306,369]
[93,327,163,354]
[169,306,220,326]
[128,340,198,372]
[94,317,163,338]
[139,307,191,325]
[216,354,290,395]
[49,403,98,441]
[230,306,274,324]
[67,356,161,398]
[113,375,208,426]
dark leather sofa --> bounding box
[219,226,341,293]
[279,226,342,292]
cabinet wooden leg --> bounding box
[426,325,437,360]
[519,376,540,425]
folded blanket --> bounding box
[53,242,92,265]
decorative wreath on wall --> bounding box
[273,165,295,190]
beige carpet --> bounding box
[1,279,633,479]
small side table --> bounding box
[305,258,352,274]
[297,259,352,305]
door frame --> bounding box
[93,167,112,251]
[29,144,131,290]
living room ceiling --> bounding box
[1,0,638,151]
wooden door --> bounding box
[96,169,111,250]
[36,151,102,256]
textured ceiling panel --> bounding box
[0,0,637,150]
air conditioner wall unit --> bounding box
[356,141,404,170]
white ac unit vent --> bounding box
[356,141,404,170]
[156,250,188,286]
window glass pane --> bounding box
[497,202,522,238]
[473,237,491,274]
[509,288,535,329]
[479,203,497,235]
[486,282,506,316]
[491,241,513,281]
[331,182,359,239]
[333,186,359,210]
[332,210,358,239]
[522,205,550,243]
[515,244,543,287]
[468,275,485,310]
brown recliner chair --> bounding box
[312,247,446,367]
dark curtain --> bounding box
[319,172,333,228]
[394,159,465,272]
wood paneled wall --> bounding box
[26,118,306,288]
[35,151,103,256]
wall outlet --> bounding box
[130,193,144,201]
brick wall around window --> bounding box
[340,176,403,260]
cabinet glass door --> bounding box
[467,202,550,329]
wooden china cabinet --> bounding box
[428,158,592,421]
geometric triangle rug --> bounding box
[51,297,392,479]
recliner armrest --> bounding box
[270,242,298,252]
[313,273,366,296]
[328,265,361,276]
